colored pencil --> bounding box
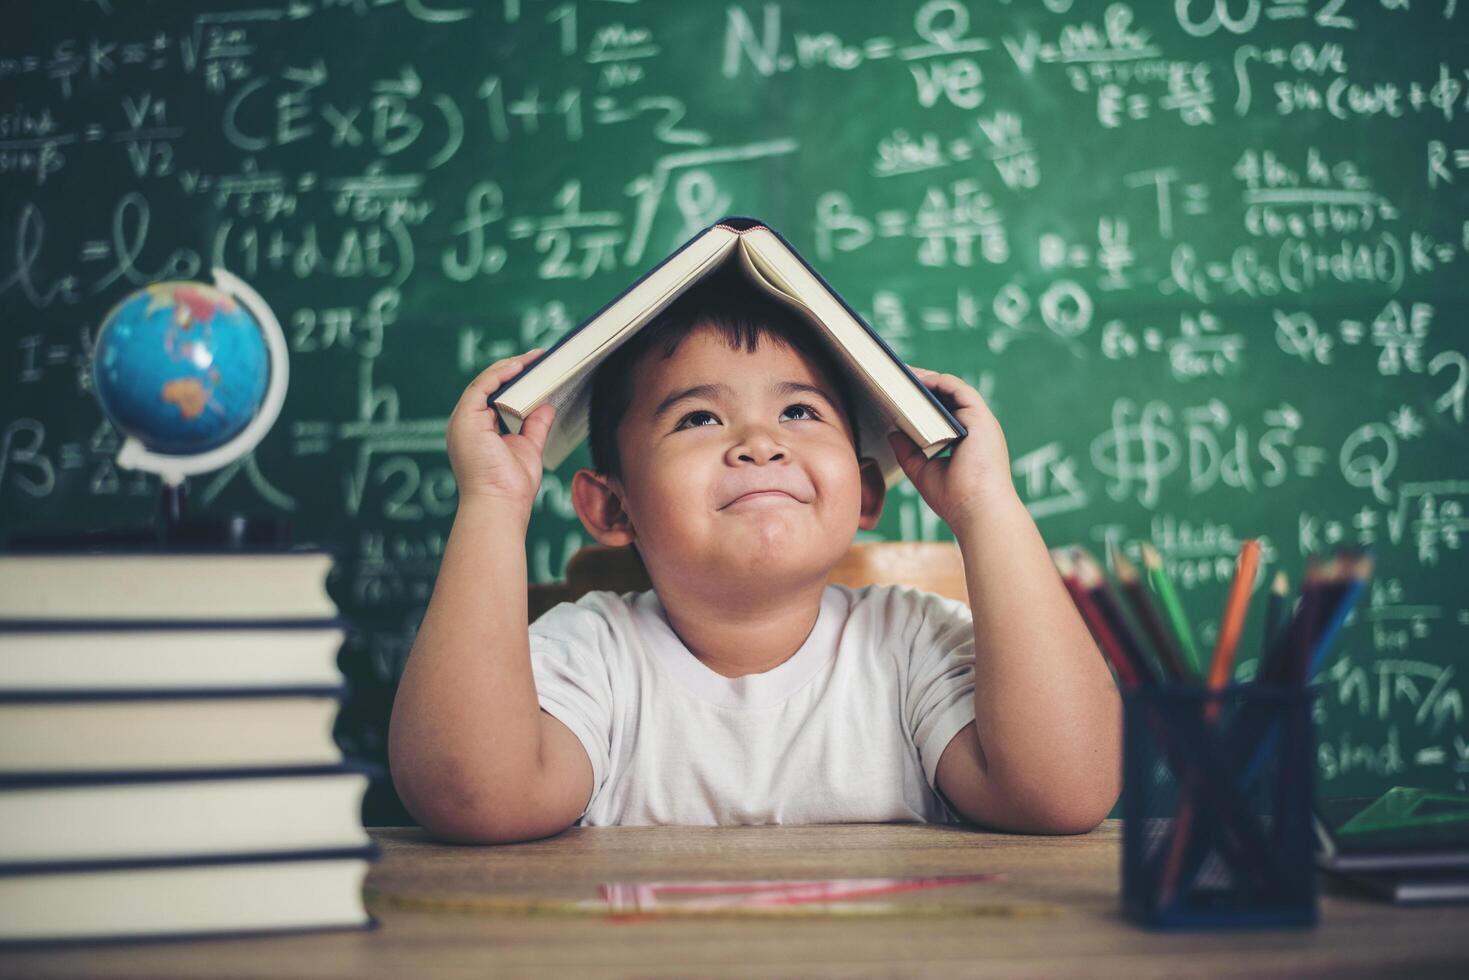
[1263,570,1289,667]
[1207,539,1261,692]
[1077,548,1159,687]
[1276,556,1333,686]
[1141,543,1202,678]
[1270,553,1361,848]
[1053,548,1138,688]
[1257,556,1321,686]
[1239,554,1336,785]
[1156,548,1371,910]
[1162,538,1261,906]
[1301,551,1373,683]
[1108,541,1189,683]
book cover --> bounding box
[0,846,379,946]
[488,216,965,487]
[0,687,349,773]
[0,763,377,865]
[0,550,337,622]
[1327,866,1469,905]
[1314,787,1469,872]
[0,619,346,691]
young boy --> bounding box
[389,274,1121,843]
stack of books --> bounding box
[0,550,377,945]
[1315,786,1469,905]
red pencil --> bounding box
[1053,547,1138,688]
[1077,548,1159,687]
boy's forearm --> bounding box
[953,485,1122,826]
[388,498,546,833]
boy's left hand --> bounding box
[887,368,1014,537]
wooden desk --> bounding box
[3,822,1466,978]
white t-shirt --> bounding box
[527,583,977,826]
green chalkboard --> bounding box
[2,1,1466,823]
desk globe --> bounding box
[91,270,289,543]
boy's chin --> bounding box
[643,523,856,599]
[704,542,849,592]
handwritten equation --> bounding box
[2,0,1466,796]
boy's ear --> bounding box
[571,468,637,546]
[857,457,886,531]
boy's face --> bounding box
[585,325,884,596]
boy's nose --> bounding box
[727,427,786,465]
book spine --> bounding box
[0,844,380,877]
[0,761,382,788]
[0,685,349,703]
[0,619,348,633]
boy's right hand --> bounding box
[447,349,557,517]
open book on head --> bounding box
[487,217,965,488]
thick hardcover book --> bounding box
[488,216,965,487]
[0,764,375,865]
[0,687,347,773]
[1313,787,1469,873]
[1327,866,1469,905]
[0,846,378,945]
[0,620,346,691]
[0,550,337,622]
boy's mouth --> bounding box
[726,490,799,507]
[720,485,808,509]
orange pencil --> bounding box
[1207,539,1261,691]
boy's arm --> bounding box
[389,500,593,843]
[888,369,1120,834]
[388,351,592,844]
[934,483,1121,834]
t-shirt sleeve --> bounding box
[899,588,978,792]
[527,594,619,806]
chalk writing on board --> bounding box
[3,2,1467,811]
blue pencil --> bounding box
[1301,551,1373,682]
[1240,550,1372,785]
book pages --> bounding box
[733,245,909,487]
[497,231,741,471]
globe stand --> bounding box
[4,481,290,551]
[157,481,291,549]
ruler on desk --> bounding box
[364,874,1060,920]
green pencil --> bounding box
[1140,542,1201,678]
[1107,540,1189,683]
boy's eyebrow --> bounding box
[771,380,838,405]
[651,383,730,422]
[650,380,837,422]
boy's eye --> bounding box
[674,410,719,430]
[782,403,823,422]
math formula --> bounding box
[2,1,1465,803]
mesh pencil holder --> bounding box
[1121,684,1318,929]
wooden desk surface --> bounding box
[3,822,1466,978]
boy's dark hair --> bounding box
[587,263,862,479]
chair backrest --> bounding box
[528,542,968,622]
